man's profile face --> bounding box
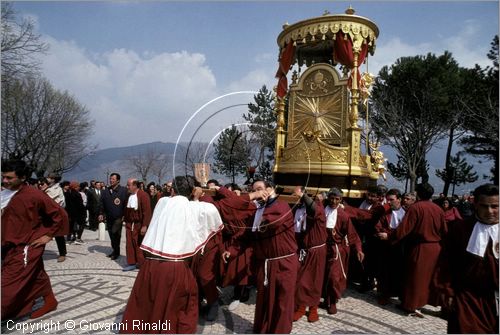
[2,171,24,191]
[387,195,401,211]
[475,195,499,225]
[126,180,138,193]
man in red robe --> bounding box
[292,186,327,323]
[213,180,298,334]
[434,184,498,333]
[121,175,223,334]
[322,187,364,315]
[2,159,68,320]
[211,184,253,312]
[392,182,447,317]
[123,178,152,271]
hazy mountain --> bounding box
[63,141,493,195]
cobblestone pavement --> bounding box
[2,228,447,334]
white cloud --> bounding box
[39,36,219,149]
[226,68,275,92]
[367,20,491,76]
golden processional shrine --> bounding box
[272,7,386,198]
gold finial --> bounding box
[345,5,355,15]
[282,22,289,29]
[323,10,330,16]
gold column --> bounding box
[274,90,286,172]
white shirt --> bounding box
[466,221,498,258]
[294,206,307,232]
[127,193,138,210]
[389,207,406,229]
[325,205,338,229]
[1,189,18,210]
[252,201,266,232]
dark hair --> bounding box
[207,179,220,186]
[376,184,388,196]
[473,184,499,199]
[147,182,156,189]
[38,177,49,185]
[386,188,402,199]
[252,178,275,189]
[327,187,343,197]
[416,183,434,200]
[60,180,70,188]
[172,175,196,197]
[132,179,140,187]
[79,182,87,189]
[1,159,31,179]
[224,183,241,191]
[110,173,121,181]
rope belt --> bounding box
[334,244,347,279]
[263,252,295,287]
[299,243,326,262]
[23,245,29,268]
[145,256,186,262]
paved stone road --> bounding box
[2,229,447,334]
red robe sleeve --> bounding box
[138,190,152,227]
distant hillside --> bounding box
[63,141,492,195]
[64,141,177,183]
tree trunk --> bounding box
[409,170,417,192]
[442,126,455,196]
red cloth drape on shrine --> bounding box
[275,42,295,98]
[333,34,368,88]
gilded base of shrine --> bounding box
[273,172,377,198]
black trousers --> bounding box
[55,236,67,256]
[107,218,123,256]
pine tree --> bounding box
[213,125,251,183]
[242,85,276,181]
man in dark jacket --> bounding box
[99,173,128,260]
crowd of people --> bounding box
[1,158,498,335]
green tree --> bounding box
[242,85,276,181]
[213,125,251,183]
[371,52,459,191]
[459,35,499,184]
[436,152,478,195]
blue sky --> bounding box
[8,1,500,190]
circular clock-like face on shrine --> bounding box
[291,68,347,146]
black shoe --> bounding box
[110,255,119,260]
[239,287,250,303]
[106,253,114,258]
[206,301,219,321]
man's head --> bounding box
[126,178,139,194]
[366,185,380,206]
[38,177,49,192]
[109,173,120,188]
[402,191,416,208]
[327,187,343,209]
[225,183,241,195]
[172,175,197,197]
[60,180,70,192]
[207,179,220,189]
[415,183,434,201]
[386,188,402,211]
[47,172,61,185]
[252,179,275,193]
[95,181,102,190]
[473,184,499,225]
[1,159,30,191]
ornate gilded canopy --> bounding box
[273,7,384,199]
